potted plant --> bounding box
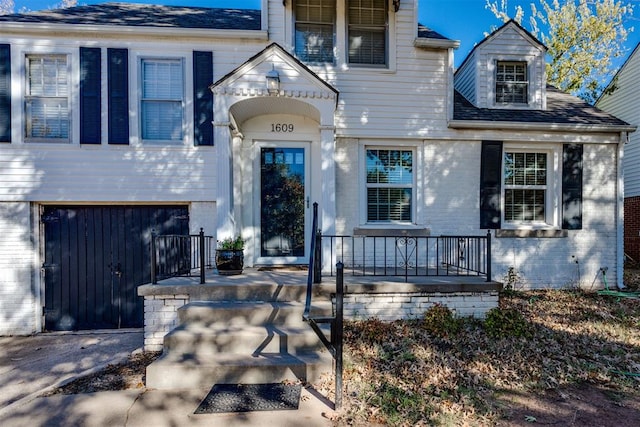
[215,235,244,275]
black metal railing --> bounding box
[321,231,492,282]
[151,228,214,284]
[303,203,344,410]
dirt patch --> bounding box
[42,351,160,396]
[495,383,640,426]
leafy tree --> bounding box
[0,0,14,15]
[485,0,634,103]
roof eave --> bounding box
[448,119,636,133]
[0,22,269,40]
[414,37,460,49]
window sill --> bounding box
[495,229,568,238]
[353,226,430,237]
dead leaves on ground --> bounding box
[336,290,640,426]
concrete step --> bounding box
[177,301,333,328]
[146,352,332,389]
[163,323,331,357]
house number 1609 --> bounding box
[271,123,294,132]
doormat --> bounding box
[194,383,302,414]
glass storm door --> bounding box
[260,146,307,260]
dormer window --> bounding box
[294,0,335,63]
[347,0,387,66]
[496,61,528,104]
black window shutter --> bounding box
[0,44,11,143]
[480,140,503,229]
[562,144,583,230]
[107,48,129,145]
[80,47,101,144]
[193,51,213,146]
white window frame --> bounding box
[24,53,71,143]
[294,0,336,64]
[501,144,561,229]
[362,146,415,225]
[139,57,185,143]
[346,0,388,67]
[495,60,529,105]
[288,0,396,71]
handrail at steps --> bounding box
[303,202,344,409]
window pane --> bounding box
[366,149,413,222]
[496,61,527,104]
[26,98,69,138]
[26,55,69,140]
[142,60,183,100]
[295,0,335,62]
[504,152,546,186]
[142,101,183,140]
[505,189,545,221]
[348,0,387,65]
[367,188,412,222]
[141,59,184,141]
[295,24,334,62]
[366,149,413,184]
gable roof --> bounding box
[452,86,634,131]
[455,19,546,77]
[0,2,261,30]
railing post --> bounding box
[486,229,492,282]
[335,261,344,410]
[199,228,205,284]
[151,230,157,284]
[314,229,322,283]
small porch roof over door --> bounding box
[210,42,339,127]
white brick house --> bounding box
[0,2,633,335]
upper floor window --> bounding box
[503,151,547,223]
[366,148,413,222]
[295,0,335,63]
[496,61,528,104]
[141,58,184,141]
[25,54,69,141]
[348,0,387,66]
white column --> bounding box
[214,118,235,240]
[319,124,336,236]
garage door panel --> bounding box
[43,205,189,331]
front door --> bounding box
[259,145,308,264]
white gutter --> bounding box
[0,22,269,41]
[449,119,637,133]
[414,38,460,50]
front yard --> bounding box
[331,282,640,426]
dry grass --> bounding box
[334,289,640,426]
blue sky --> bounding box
[12,0,640,69]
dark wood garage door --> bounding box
[42,205,189,331]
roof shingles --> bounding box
[0,2,261,30]
[453,86,631,127]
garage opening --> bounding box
[42,205,189,331]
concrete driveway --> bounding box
[0,330,142,414]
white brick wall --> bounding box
[143,294,189,351]
[334,140,621,289]
[342,291,499,321]
[0,202,37,335]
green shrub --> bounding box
[483,307,531,338]
[422,304,462,338]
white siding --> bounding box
[0,202,38,335]
[597,47,640,197]
[454,52,477,104]
[454,23,546,110]
[0,147,217,202]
